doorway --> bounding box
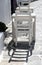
[11,0,18,14]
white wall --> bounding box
[0,0,11,25]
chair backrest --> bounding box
[17,0,31,6]
[12,15,32,39]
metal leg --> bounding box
[8,50,10,56]
[28,45,32,57]
[8,40,15,56]
[9,49,14,63]
[26,51,29,62]
[29,50,32,56]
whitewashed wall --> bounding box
[0,0,11,25]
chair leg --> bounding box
[26,51,29,62]
[9,50,14,63]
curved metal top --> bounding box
[16,0,31,6]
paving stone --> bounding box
[28,56,41,65]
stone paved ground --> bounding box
[0,0,42,65]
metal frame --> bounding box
[12,14,36,43]
[8,0,36,63]
[12,15,32,45]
